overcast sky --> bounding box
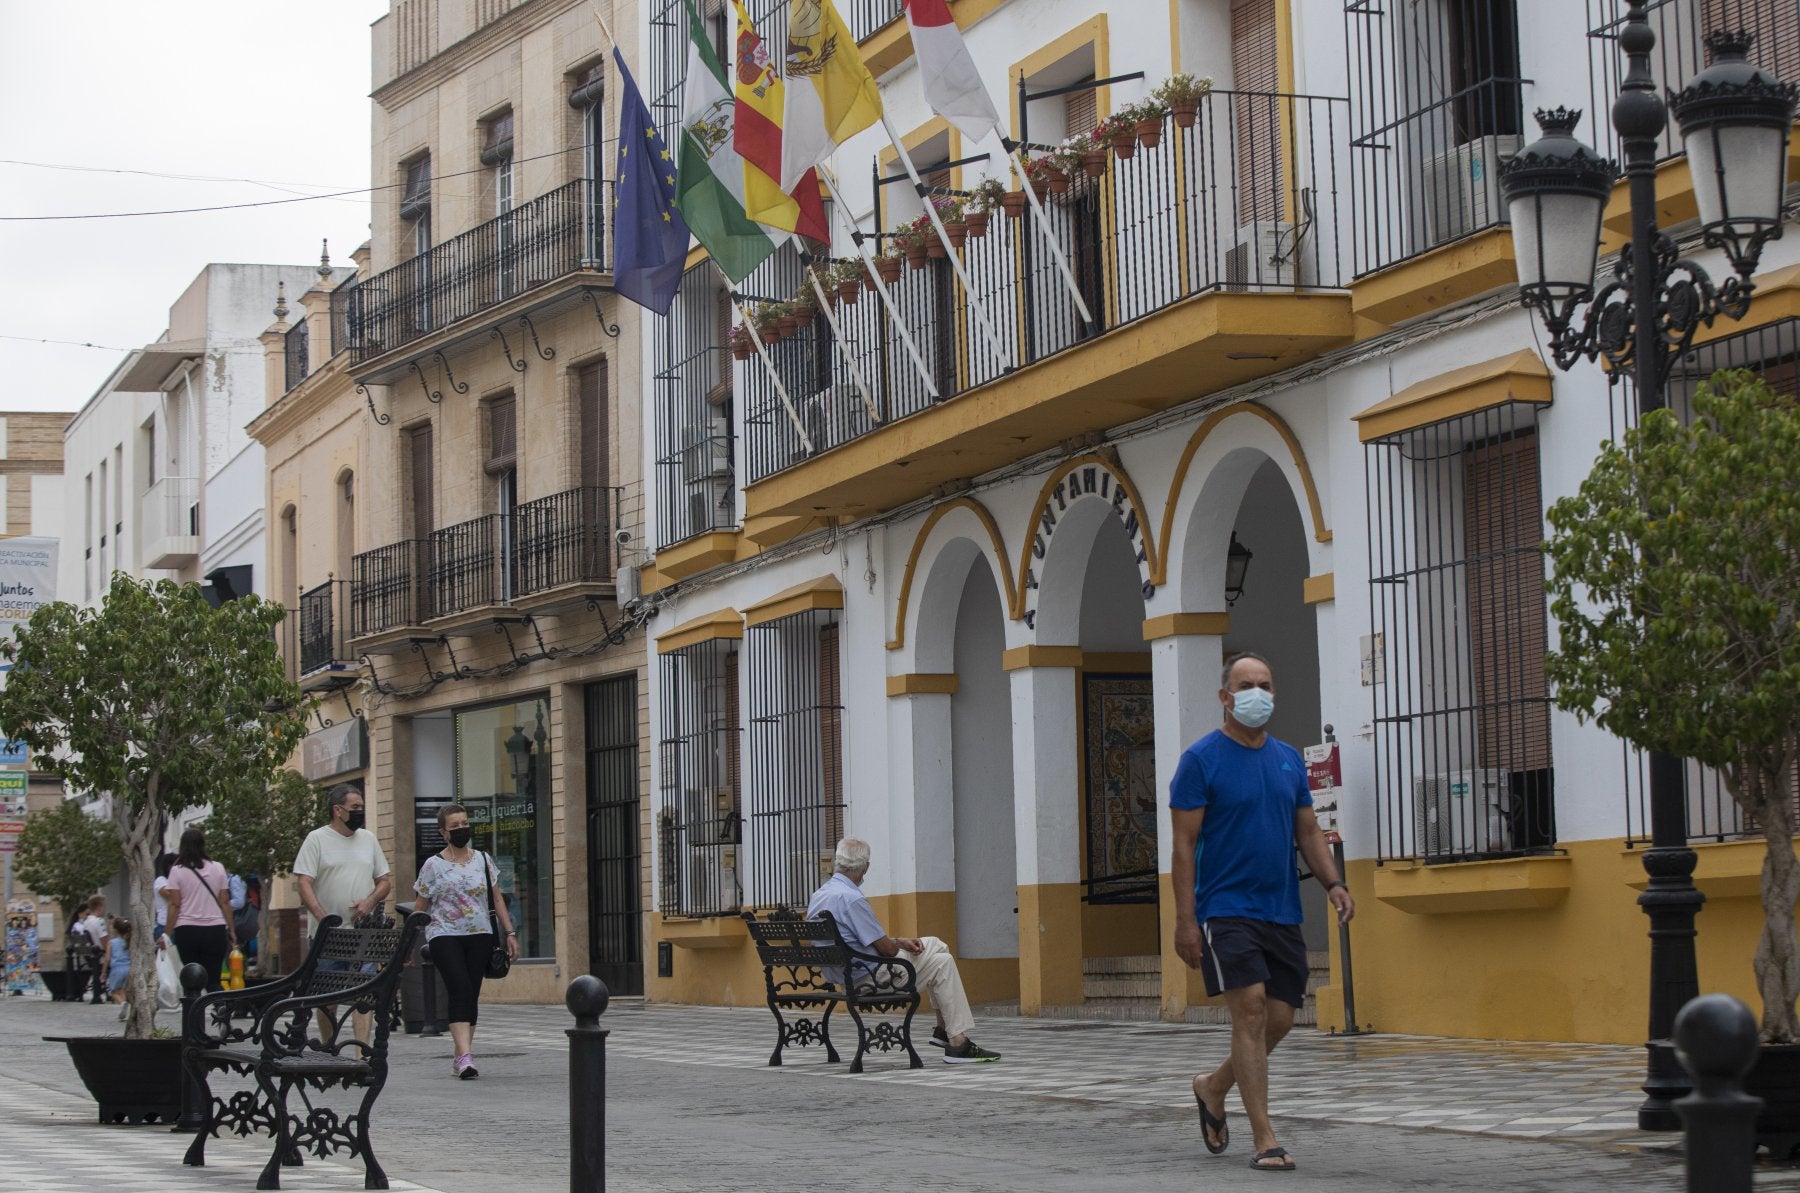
[0,1,390,416]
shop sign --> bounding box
[1304,740,1341,836]
[0,772,25,798]
[301,718,366,782]
[1020,460,1155,630]
[0,739,27,767]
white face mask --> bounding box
[1230,687,1275,729]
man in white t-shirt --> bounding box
[293,786,392,1042]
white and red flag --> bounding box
[902,0,1002,143]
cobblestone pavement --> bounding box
[5,990,1798,1191]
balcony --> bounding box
[732,92,1353,523]
[296,580,357,690]
[347,178,612,376]
[283,319,310,392]
[139,476,200,569]
[349,486,623,645]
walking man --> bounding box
[293,785,392,1041]
[1172,652,1353,1173]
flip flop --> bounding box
[1249,1147,1296,1172]
[1194,1089,1229,1154]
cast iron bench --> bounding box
[180,911,427,1190]
[741,909,922,1073]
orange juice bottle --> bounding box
[228,947,245,989]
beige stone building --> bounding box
[258,0,651,1001]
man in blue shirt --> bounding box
[808,838,1000,1064]
[1171,652,1354,1173]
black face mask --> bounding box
[447,828,473,848]
[345,810,366,832]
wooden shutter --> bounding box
[1463,430,1550,774]
[709,288,733,406]
[724,647,741,813]
[1703,0,1800,85]
[577,361,609,491]
[817,621,844,845]
[1065,79,1098,142]
[1231,0,1283,223]
[408,424,434,539]
[486,395,517,475]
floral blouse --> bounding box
[414,852,498,941]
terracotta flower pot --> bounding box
[876,256,904,284]
[965,210,990,238]
[1111,130,1137,160]
[1135,118,1164,149]
[731,339,752,360]
[906,242,930,269]
[860,263,877,288]
[761,325,782,345]
[1170,99,1199,129]
[1001,190,1028,218]
[838,279,861,304]
[925,235,948,258]
[944,221,968,249]
[778,314,804,337]
[1029,177,1050,201]
[1046,166,1071,195]
[1081,149,1109,179]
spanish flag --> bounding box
[731,0,827,241]
[778,0,882,191]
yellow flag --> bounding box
[778,0,882,191]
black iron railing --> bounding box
[514,485,618,596]
[426,515,501,618]
[350,541,421,638]
[297,580,351,675]
[733,92,1345,481]
[283,319,310,393]
[656,638,743,917]
[654,265,741,549]
[329,274,358,358]
[349,178,612,362]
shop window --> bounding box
[453,694,555,957]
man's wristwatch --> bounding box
[1325,880,1347,893]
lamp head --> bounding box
[1500,108,1618,309]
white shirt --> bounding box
[153,876,170,929]
[292,824,391,933]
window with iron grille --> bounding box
[743,606,845,909]
[656,638,743,916]
[1345,0,1527,276]
[655,263,739,548]
[1365,403,1556,864]
[1616,317,1800,843]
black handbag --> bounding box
[482,852,512,980]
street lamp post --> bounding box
[1500,2,1796,1130]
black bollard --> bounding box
[566,975,610,1193]
[1674,993,1762,1193]
[419,942,442,1037]
[174,962,212,1134]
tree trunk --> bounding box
[118,787,162,1040]
[1751,762,1800,1043]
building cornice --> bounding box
[373,0,588,110]
[248,355,359,446]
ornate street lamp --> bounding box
[1224,532,1253,607]
[1499,2,1795,1131]
[505,723,532,797]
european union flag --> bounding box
[612,48,690,316]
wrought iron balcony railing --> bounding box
[297,579,353,677]
[348,177,612,363]
[283,320,310,393]
[737,91,1347,482]
[513,485,618,597]
[426,514,501,619]
[351,540,422,639]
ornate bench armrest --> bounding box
[842,945,918,996]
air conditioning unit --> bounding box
[1224,220,1303,291]
[1413,769,1511,858]
[680,418,731,482]
[1422,134,1522,247]
[785,848,832,905]
[684,845,737,912]
[788,397,831,465]
[682,786,737,846]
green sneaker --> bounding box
[943,1038,1000,1064]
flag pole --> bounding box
[818,167,938,402]
[880,113,1015,371]
[731,295,813,455]
[587,4,617,49]
[1008,145,1095,326]
[802,262,883,427]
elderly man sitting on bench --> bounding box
[806,837,1000,1064]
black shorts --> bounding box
[1198,918,1309,1008]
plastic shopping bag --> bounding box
[156,940,183,1011]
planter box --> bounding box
[45,1035,183,1125]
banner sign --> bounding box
[1303,741,1342,836]
[0,537,57,667]
[0,739,27,767]
[5,899,40,993]
[0,772,25,799]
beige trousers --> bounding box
[899,936,975,1041]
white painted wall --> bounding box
[951,558,1017,957]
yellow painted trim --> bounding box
[1302,572,1335,604]
[859,0,1008,78]
[1167,0,1180,73]
[1142,612,1230,640]
[1373,855,1573,914]
[887,496,1016,652]
[683,244,711,271]
[655,531,738,581]
[1011,453,1159,620]
[1589,145,1800,250]
[1350,226,1518,330]
[1275,0,1295,96]
[1082,651,1150,673]
[878,116,963,202]
[1001,645,1084,671]
[742,513,819,547]
[886,673,960,697]
[1353,349,1553,443]
[1622,838,1796,901]
[659,914,750,949]
[743,574,845,627]
[655,609,744,653]
[1008,16,1110,142]
[1154,404,1330,587]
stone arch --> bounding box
[887,497,1014,662]
[1013,454,1160,635]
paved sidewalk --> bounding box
[5,990,1797,1191]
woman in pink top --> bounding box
[162,827,237,991]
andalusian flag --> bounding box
[731,0,828,241]
[673,0,778,283]
[778,0,882,190]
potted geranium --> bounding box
[1100,111,1139,160]
[1128,98,1170,148]
[728,322,754,360]
[965,178,1006,237]
[1543,369,1800,1143]
[1153,73,1212,128]
[829,258,863,305]
[931,194,968,249]
[0,576,305,1121]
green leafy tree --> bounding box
[14,797,122,927]
[1545,369,1800,1042]
[203,767,322,882]
[0,576,306,1038]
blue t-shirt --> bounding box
[1169,729,1312,925]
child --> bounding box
[104,917,132,1003]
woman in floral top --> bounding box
[413,803,518,1079]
